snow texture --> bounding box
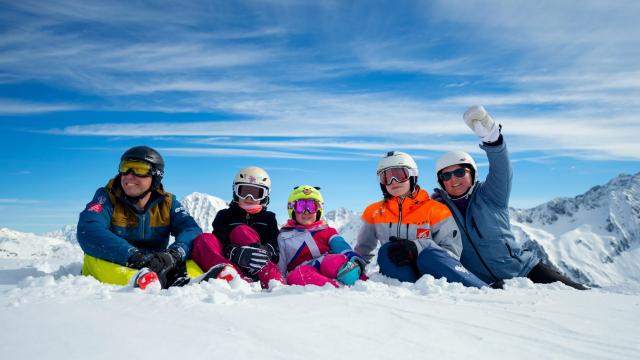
[2,173,640,359]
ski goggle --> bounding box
[119,159,153,177]
[438,167,469,181]
[378,167,410,185]
[289,199,321,214]
[234,184,269,201]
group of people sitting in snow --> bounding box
[76,106,587,291]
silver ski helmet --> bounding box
[376,151,419,198]
[435,150,477,191]
[232,166,271,205]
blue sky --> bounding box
[1,0,639,233]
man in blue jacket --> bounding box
[432,106,587,290]
[77,146,215,289]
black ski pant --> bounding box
[527,262,589,290]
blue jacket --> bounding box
[432,140,539,284]
[77,177,202,266]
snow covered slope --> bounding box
[1,181,640,359]
[511,172,640,287]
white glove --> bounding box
[463,105,500,143]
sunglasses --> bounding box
[438,168,469,181]
[289,199,321,214]
[379,167,410,185]
[234,184,269,201]
[119,160,153,177]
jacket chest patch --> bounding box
[416,228,431,239]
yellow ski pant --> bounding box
[81,254,205,286]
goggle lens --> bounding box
[379,167,410,185]
[119,160,153,177]
[439,168,468,181]
[291,199,320,214]
[234,184,268,201]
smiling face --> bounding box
[440,164,473,198]
[294,210,317,225]
[120,172,153,198]
[385,179,411,197]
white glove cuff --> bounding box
[481,124,500,143]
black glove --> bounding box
[260,243,279,263]
[228,245,270,274]
[387,237,418,266]
[128,250,180,288]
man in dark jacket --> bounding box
[432,106,587,290]
[77,146,211,289]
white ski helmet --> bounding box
[435,150,478,189]
[233,166,271,204]
[377,151,419,197]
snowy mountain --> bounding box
[179,192,228,233]
[510,172,640,287]
[0,227,83,276]
[325,208,362,246]
[44,224,78,244]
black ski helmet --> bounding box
[120,146,165,189]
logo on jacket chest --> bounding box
[416,228,431,239]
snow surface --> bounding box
[2,173,640,359]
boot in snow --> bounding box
[132,268,160,290]
[336,259,361,286]
[194,263,239,284]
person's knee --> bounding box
[229,225,260,246]
[377,243,418,283]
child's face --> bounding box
[295,210,317,225]
[238,197,260,206]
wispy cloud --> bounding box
[0,99,79,114]
[158,147,363,161]
[0,198,44,205]
[4,0,640,162]
[10,170,33,176]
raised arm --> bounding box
[463,105,512,208]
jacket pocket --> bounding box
[505,242,522,263]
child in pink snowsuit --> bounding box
[278,185,366,287]
[191,167,285,289]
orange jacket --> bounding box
[355,187,462,260]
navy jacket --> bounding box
[77,177,202,266]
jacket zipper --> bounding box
[397,197,404,238]
[471,217,483,238]
[141,213,146,239]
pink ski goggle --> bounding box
[379,167,410,185]
[289,199,321,214]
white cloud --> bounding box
[158,147,363,161]
[0,99,78,114]
[0,198,44,205]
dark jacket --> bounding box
[77,176,202,266]
[432,140,539,284]
[212,202,280,263]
